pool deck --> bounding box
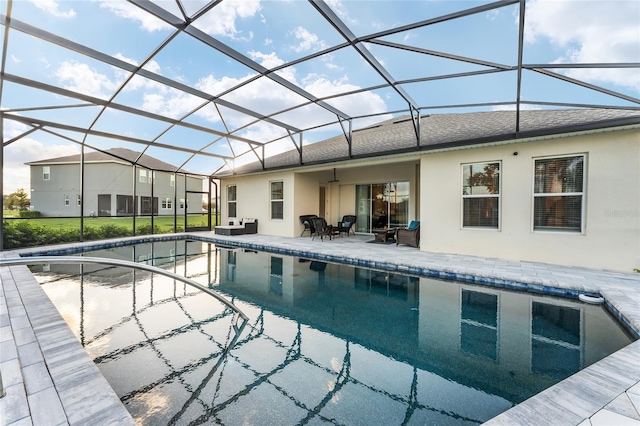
[1,231,640,425]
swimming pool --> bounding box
[30,239,634,425]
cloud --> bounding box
[191,0,261,38]
[30,0,76,18]
[524,0,640,90]
[3,136,79,194]
[304,76,389,123]
[325,0,356,25]
[290,27,328,53]
[97,0,172,32]
[54,61,122,99]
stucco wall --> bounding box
[220,171,295,236]
[220,161,419,237]
[420,129,640,271]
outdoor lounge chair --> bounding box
[310,217,338,241]
[396,220,420,248]
[299,214,318,237]
[337,215,357,236]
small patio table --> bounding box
[372,228,396,243]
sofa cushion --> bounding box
[407,220,420,230]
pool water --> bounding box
[32,239,635,425]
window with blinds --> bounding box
[462,161,500,229]
[533,155,585,232]
[270,181,284,220]
[227,185,237,218]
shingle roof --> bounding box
[26,148,197,175]
[223,108,640,176]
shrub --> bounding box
[19,211,41,218]
[136,223,163,235]
[99,224,131,239]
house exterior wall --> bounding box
[30,163,84,216]
[220,161,419,237]
[220,171,295,236]
[420,129,640,271]
[294,172,323,232]
[30,162,204,217]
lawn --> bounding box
[5,214,217,232]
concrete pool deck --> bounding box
[1,231,639,425]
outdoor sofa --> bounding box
[214,218,258,236]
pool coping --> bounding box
[2,231,640,425]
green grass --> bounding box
[6,214,217,232]
[3,213,221,249]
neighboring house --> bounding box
[27,148,205,218]
[214,109,640,272]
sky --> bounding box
[2,0,639,194]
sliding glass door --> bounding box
[356,182,409,233]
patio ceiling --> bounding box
[1,0,639,180]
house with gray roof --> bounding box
[27,148,205,218]
[214,108,640,272]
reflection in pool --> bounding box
[32,240,635,425]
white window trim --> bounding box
[531,154,586,234]
[64,194,70,206]
[77,194,81,206]
[228,185,237,218]
[179,198,185,209]
[170,174,175,187]
[461,161,501,231]
[162,197,173,209]
[43,166,50,181]
[139,169,147,183]
[270,180,284,220]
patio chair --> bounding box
[337,215,357,236]
[310,217,338,241]
[299,214,318,237]
[396,220,420,248]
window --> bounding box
[149,171,155,184]
[64,194,70,206]
[270,181,283,220]
[170,175,175,187]
[139,169,147,183]
[140,196,158,214]
[531,302,581,379]
[227,250,236,282]
[162,197,173,209]
[460,290,498,360]
[43,166,50,180]
[533,155,584,232]
[462,162,500,228]
[76,194,81,206]
[269,256,283,295]
[179,199,185,209]
[227,185,237,218]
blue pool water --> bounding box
[31,239,634,425]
